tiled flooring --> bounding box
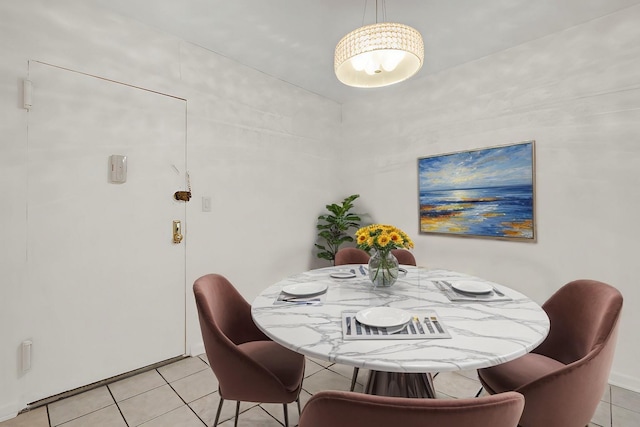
[2,355,640,427]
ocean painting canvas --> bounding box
[418,141,535,241]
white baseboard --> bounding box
[609,372,640,394]
[0,401,21,423]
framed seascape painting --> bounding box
[418,141,536,241]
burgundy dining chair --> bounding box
[391,249,417,266]
[334,247,370,265]
[193,274,305,427]
[478,279,623,427]
[298,390,525,427]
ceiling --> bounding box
[87,0,640,103]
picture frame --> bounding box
[418,141,536,241]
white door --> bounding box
[25,61,186,402]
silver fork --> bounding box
[492,287,505,296]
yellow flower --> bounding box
[357,233,368,244]
[377,234,391,247]
[389,232,403,245]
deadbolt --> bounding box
[173,220,183,244]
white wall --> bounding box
[341,4,640,392]
[2,0,639,421]
[0,0,342,420]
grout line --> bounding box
[28,356,186,410]
[106,386,130,427]
[19,356,639,427]
[610,398,613,427]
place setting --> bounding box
[341,306,451,340]
[434,279,512,302]
[330,265,410,280]
[329,268,358,279]
[274,282,328,305]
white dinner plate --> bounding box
[355,307,411,329]
[282,282,328,297]
[451,280,493,294]
[330,270,357,279]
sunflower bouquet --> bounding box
[355,224,414,253]
[355,224,414,287]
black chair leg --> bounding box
[234,401,240,427]
[297,396,301,415]
[350,367,360,391]
[283,403,289,427]
[214,397,224,426]
[475,387,483,397]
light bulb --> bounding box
[351,54,366,71]
[381,50,406,72]
[364,60,379,75]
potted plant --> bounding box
[315,194,362,265]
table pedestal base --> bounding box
[364,371,436,398]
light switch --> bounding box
[202,196,211,212]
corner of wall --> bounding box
[189,342,205,358]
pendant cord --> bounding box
[365,0,386,25]
[361,0,367,26]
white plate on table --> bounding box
[282,282,328,297]
[450,280,493,294]
[355,307,411,329]
[330,270,357,279]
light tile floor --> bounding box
[2,355,639,427]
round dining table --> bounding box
[251,265,549,398]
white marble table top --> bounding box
[251,266,549,373]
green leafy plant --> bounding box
[315,194,362,265]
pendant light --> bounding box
[334,0,424,88]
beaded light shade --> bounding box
[335,22,424,88]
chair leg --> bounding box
[213,397,224,427]
[350,367,360,391]
[283,403,289,427]
[475,386,483,397]
[297,396,301,415]
[234,401,240,427]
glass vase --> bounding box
[368,249,399,287]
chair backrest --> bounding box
[298,390,524,427]
[534,279,623,364]
[517,279,623,427]
[193,274,275,398]
[334,247,370,265]
[391,249,417,266]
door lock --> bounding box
[173,220,183,244]
[174,191,191,202]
